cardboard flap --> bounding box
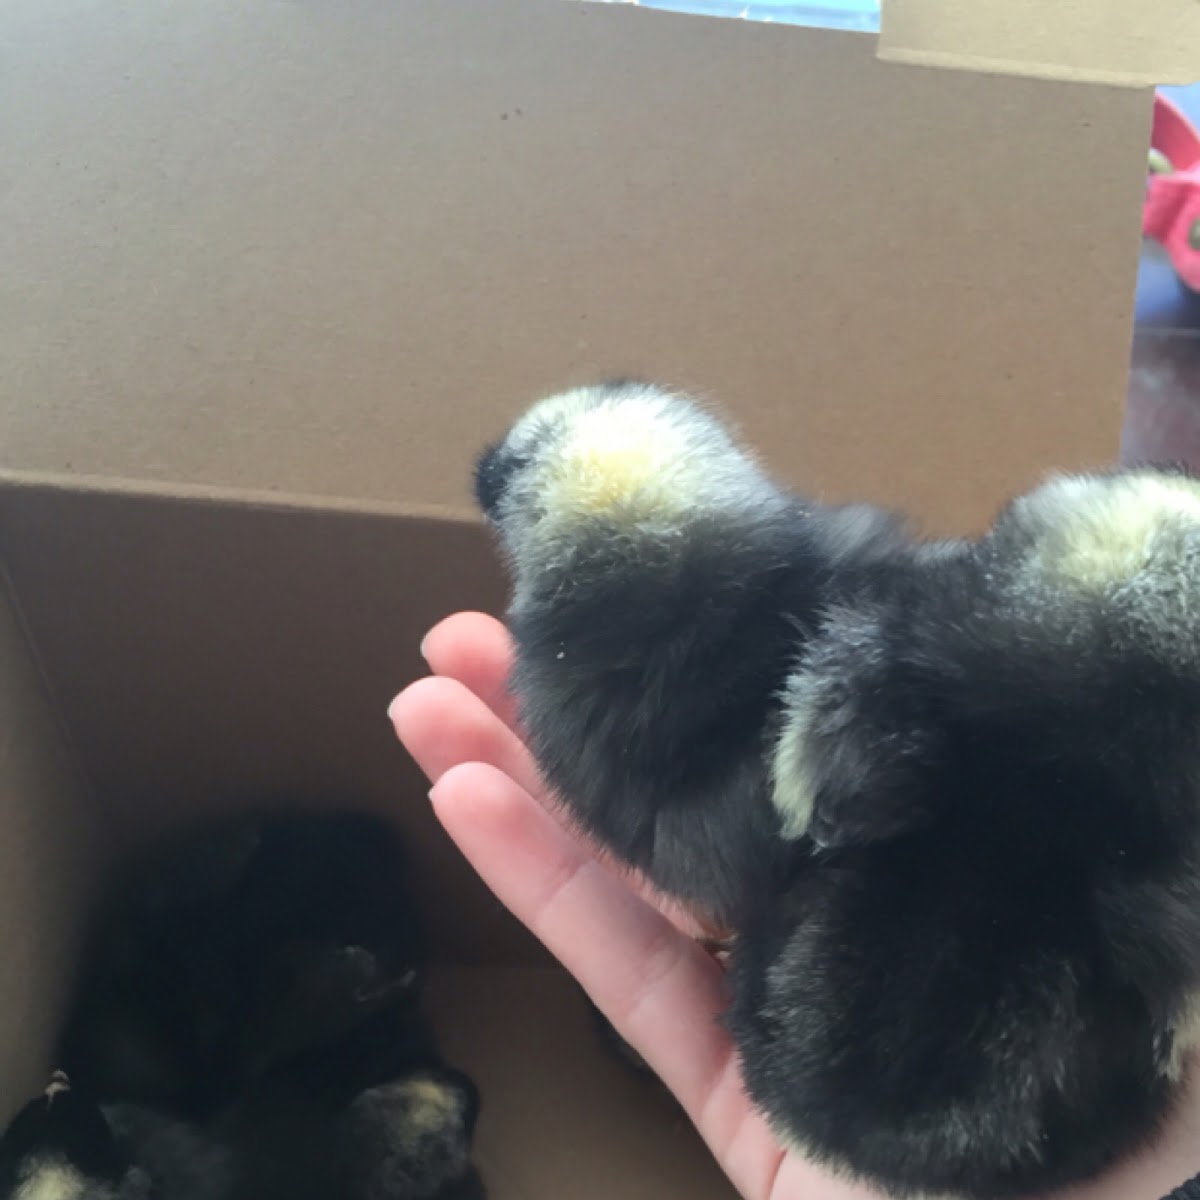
[0,0,1148,534]
[880,0,1200,86]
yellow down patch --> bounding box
[542,404,697,521]
[1027,474,1200,588]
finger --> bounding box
[766,1153,887,1200]
[392,678,715,938]
[430,761,777,1197]
[390,675,545,798]
[419,612,520,729]
[392,675,719,940]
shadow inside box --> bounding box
[1122,237,1200,469]
[1124,329,1200,469]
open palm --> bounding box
[389,613,1200,1200]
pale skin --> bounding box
[389,611,1200,1200]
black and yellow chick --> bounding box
[1,1067,483,1200]
[0,1073,155,1200]
[58,807,432,1117]
[213,1065,483,1200]
[476,379,1200,1200]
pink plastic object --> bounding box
[1144,93,1200,293]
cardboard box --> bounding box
[0,2,1192,1195]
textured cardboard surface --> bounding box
[0,479,538,968]
[426,968,737,1199]
[881,0,1200,86]
[0,0,1148,535]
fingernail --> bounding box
[419,632,431,662]
[386,694,402,724]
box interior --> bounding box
[0,0,1181,1195]
[0,478,742,1197]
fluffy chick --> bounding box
[476,380,1200,1199]
[58,807,429,1116]
[0,1073,154,1200]
[0,1067,483,1200]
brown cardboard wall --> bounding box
[0,571,109,1115]
[0,479,542,968]
[1,0,1148,533]
[880,0,1200,86]
[0,485,742,1194]
[427,968,736,1199]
